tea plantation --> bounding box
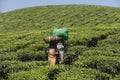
[0,5,120,80]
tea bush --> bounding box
[56,67,110,80]
[0,60,47,79]
[8,65,70,80]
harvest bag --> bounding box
[43,36,62,43]
[53,28,68,40]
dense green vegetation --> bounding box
[0,5,120,80]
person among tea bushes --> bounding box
[44,27,68,65]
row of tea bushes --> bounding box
[0,50,47,61]
[56,67,110,80]
[0,60,47,79]
[73,53,120,76]
[0,30,50,54]
[8,65,70,80]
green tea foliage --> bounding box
[8,65,70,80]
[0,5,120,80]
[0,5,120,31]
[56,67,110,80]
[0,60,47,79]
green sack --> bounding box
[53,28,68,40]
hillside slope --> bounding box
[0,5,120,80]
[0,5,120,31]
